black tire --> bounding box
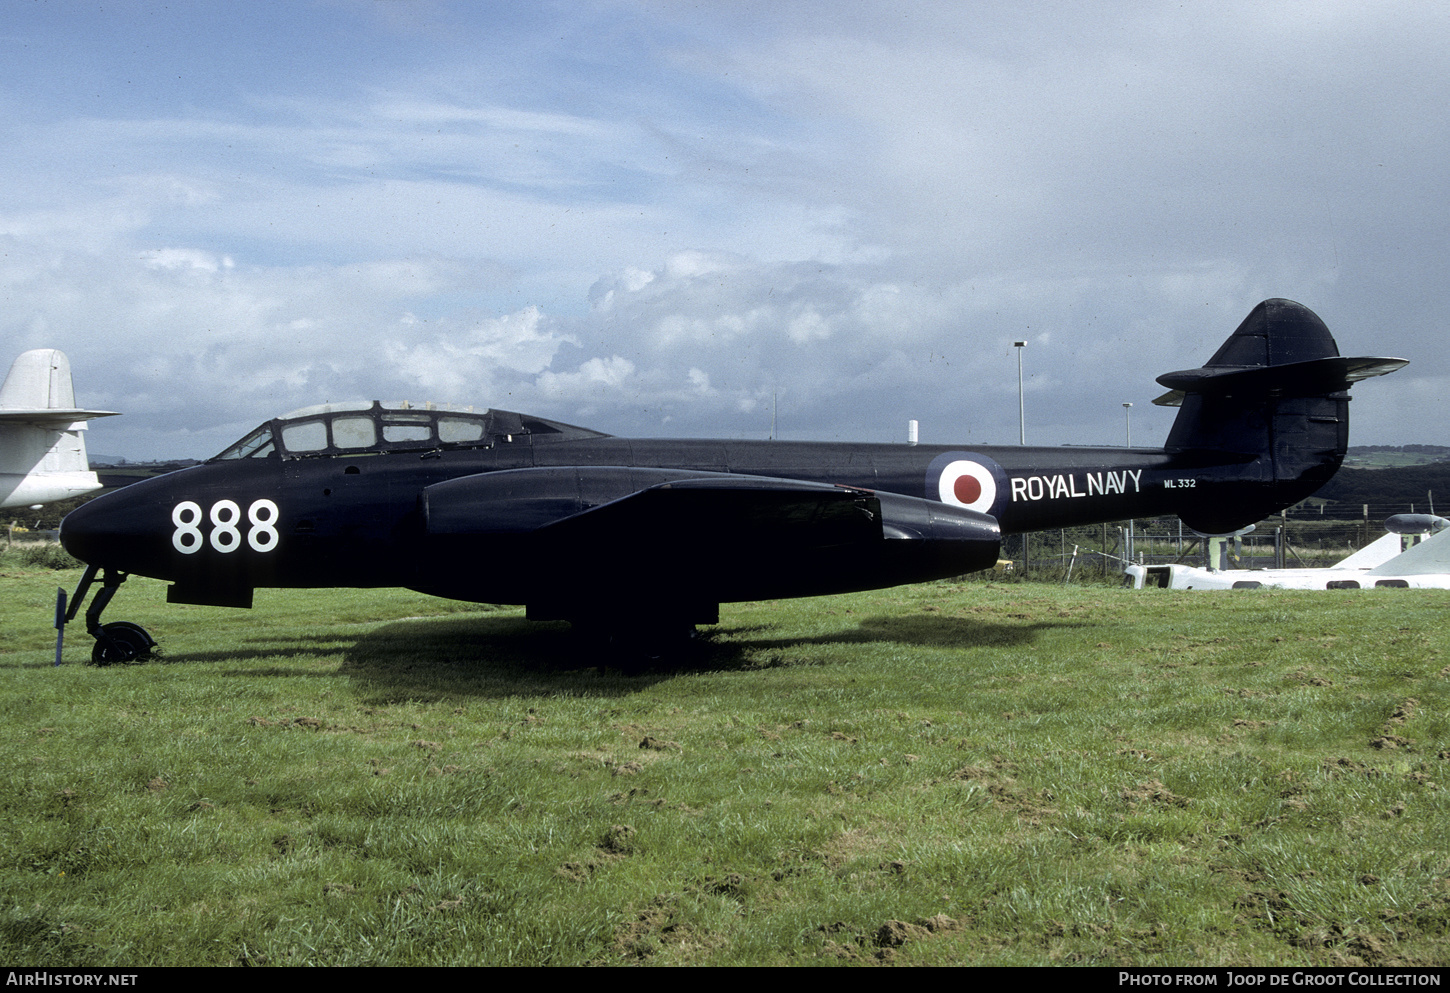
[91,622,155,666]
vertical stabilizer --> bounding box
[0,350,119,510]
[1199,298,1340,369]
[0,349,78,410]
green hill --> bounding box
[1312,463,1450,519]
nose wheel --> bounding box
[62,565,157,666]
[91,621,157,666]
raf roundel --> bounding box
[937,460,998,514]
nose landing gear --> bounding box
[62,564,157,666]
[91,621,157,665]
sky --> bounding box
[1,0,1444,460]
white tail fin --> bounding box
[0,349,118,509]
[1367,528,1450,577]
[1332,531,1404,570]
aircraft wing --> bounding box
[540,474,883,550]
[424,467,884,545]
[419,467,1001,610]
[423,466,996,546]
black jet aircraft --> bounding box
[58,299,1405,662]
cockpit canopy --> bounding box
[210,401,609,462]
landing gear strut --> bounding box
[63,564,157,666]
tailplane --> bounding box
[0,349,118,510]
[1154,300,1405,533]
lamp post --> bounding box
[1124,402,1134,564]
[1014,341,1027,445]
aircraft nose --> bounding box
[59,484,157,569]
[59,492,110,565]
[58,464,282,586]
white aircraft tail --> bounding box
[0,349,118,510]
[1333,531,1404,571]
[1367,527,1450,577]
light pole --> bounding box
[1123,402,1134,564]
[1014,341,1027,445]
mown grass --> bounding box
[1,562,1447,966]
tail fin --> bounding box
[0,349,119,510]
[1367,526,1450,577]
[1154,300,1405,534]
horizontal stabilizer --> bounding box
[0,408,119,424]
[1153,299,1406,407]
[1153,356,1407,407]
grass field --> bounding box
[2,560,1448,966]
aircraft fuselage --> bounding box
[60,430,1295,613]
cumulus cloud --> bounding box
[139,248,234,273]
[385,306,577,399]
[536,355,637,402]
[686,367,714,396]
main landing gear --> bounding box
[568,618,703,671]
[62,564,157,666]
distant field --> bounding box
[2,566,1448,966]
[1343,453,1448,469]
[1343,446,1450,469]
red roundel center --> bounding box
[954,474,982,505]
